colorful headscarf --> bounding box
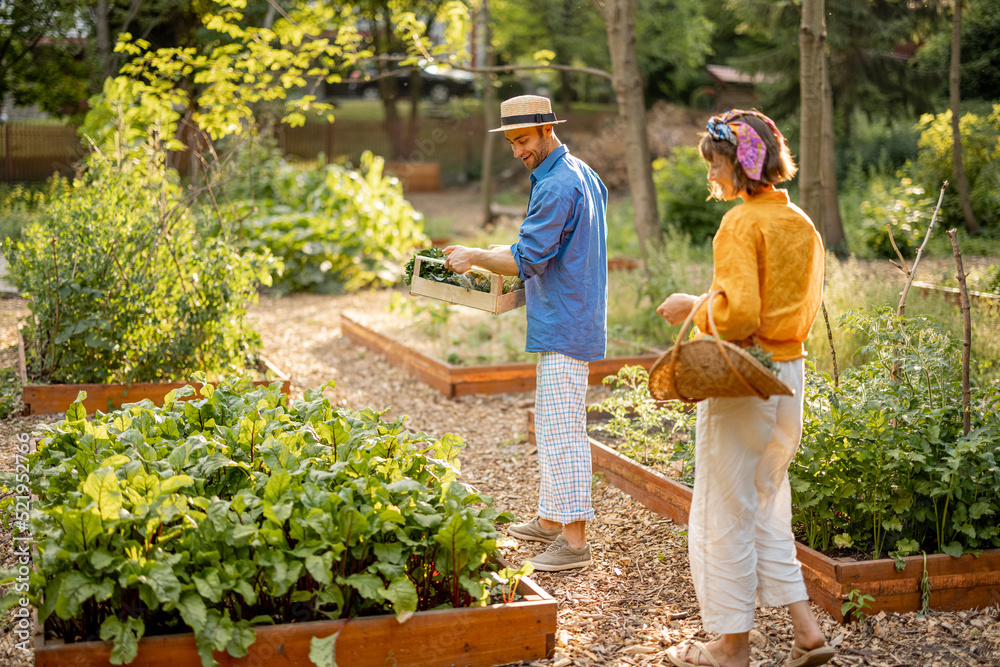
[706,109,783,181]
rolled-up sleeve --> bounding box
[512,186,573,281]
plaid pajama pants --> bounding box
[534,351,595,524]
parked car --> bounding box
[343,63,476,103]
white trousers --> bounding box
[688,358,809,634]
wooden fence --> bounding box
[1,109,614,185]
[0,123,85,182]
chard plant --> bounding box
[0,378,512,666]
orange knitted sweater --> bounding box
[692,188,825,362]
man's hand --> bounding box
[443,245,477,274]
[656,293,699,325]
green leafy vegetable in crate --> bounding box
[404,248,523,294]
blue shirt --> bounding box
[510,145,608,362]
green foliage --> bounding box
[857,178,934,259]
[4,154,271,385]
[589,365,695,475]
[793,308,1000,559]
[230,152,427,294]
[403,247,523,295]
[909,105,1000,229]
[0,182,61,242]
[841,589,875,623]
[652,147,733,244]
[636,0,714,101]
[0,379,512,666]
[0,368,23,419]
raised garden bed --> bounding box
[15,325,291,415]
[341,313,660,397]
[34,563,556,667]
[21,378,291,416]
[912,280,1000,308]
[526,409,1000,622]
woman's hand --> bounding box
[656,293,698,325]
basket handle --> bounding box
[668,288,766,401]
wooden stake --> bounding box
[897,182,947,318]
[945,228,972,435]
[821,301,839,388]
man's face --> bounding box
[504,126,553,171]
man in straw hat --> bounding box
[444,94,608,572]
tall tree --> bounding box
[635,0,714,103]
[798,0,824,229]
[821,53,846,253]
[593,0,661,259]
[949,0,979,234]
[479,0,498,227]
[0,0,89,117]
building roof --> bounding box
[706,64,775,86]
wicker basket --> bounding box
[648,289,794,403]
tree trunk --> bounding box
[821,53,846,255]
[592,0,661,260]
[404,68,423,158]
[799,0,825,228]
[480,0,498,228]
[950,0,979,234]
[95,0,112,82]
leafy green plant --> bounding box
[231,152,428,294]
[3,153,272,385]
[909,105,1000,229]
[403,247,523,295]
[0,368,23,419]
[0,378,513,666]
[857,178,933,259]
[589,365,694,474]
[841,589,875,623]
[793,307,1000,559]
[652,147,734,244]
[0,181,62,242]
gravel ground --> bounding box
[1,290,999,666]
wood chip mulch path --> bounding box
[1,290,999,666]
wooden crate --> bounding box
[408,255,525,315]
[34,564,557,667]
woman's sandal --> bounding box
[785,642,835,667]
[666,640,722,667]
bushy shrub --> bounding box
[230,152,427,294]
[794,308,1000,559]
[857,178,934,258]
[0,181,65,242]
[909,105,1000,228]
[4,156,272,385]
[652,146,732,243]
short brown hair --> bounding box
[698,112,797,200]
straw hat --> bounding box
[489,95,567,133]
